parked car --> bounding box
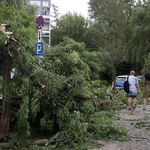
[112,75,128,90]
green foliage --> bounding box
[0,2,15,23]
[10,137,33,150]
[87,113,128,141]
[50,96,127,148]
[40,116,54,133]
[51,110,91,147]
[83,24,100,49]
[3,0,28,9]
[51,12,88,46]
[0,1,131,147]
[89,0,127,67]
[142,53,150,73]
[17,78,30,136]
[0,0,36,53]
[81,51,106,80]
[82,101,95,115]
[46,38,89,75]
[106,90,127,110]
[30,89,42,119]
[86,80,110,101]
[0,135,12,143]
[127,3,150,70]
[13,10,36,44]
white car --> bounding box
[112,75,128,90]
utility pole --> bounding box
[48,0,51,47]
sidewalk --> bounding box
[93,105,150,150]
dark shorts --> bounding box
[126,91,137,97]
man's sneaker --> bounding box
[143,107,146,110]
[143,106,146,110]
[132,105,137,110]
[128,107,132,111]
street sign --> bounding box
[38,29,42,42]
[35,42,44,56]
[36,16,44,29]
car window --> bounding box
[116,77,126,82]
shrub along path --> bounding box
[93,105,150,150]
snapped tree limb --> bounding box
[0,23,49,98]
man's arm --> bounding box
[137,83,140,92]
[136,78,140,92]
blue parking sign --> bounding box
[35,42,44,56]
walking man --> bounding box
[126,70,140,110]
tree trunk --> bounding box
[0,51,11,136]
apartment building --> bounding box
[30,0,51,45]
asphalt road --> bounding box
[93,105,150,150]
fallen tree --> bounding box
[0,24,49,136]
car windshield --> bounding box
[116,77,126,82]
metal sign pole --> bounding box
[38,29,43,63]
[39,0,43,62]
[35,15,44,62]
[35,0,45,63]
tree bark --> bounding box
[0,139,48,148]
[0,51,11,136]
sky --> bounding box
[52,0,90,18]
